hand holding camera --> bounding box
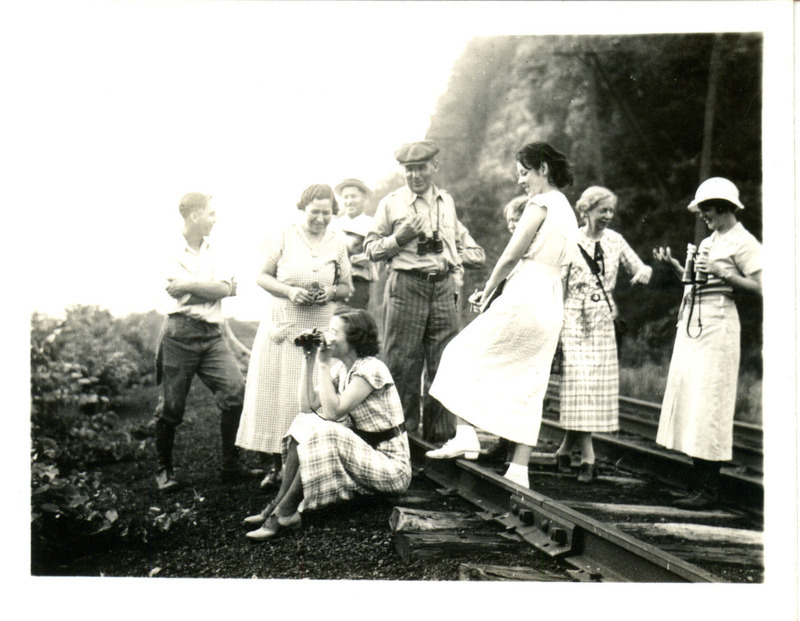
[395,214,426,246]
[294,328,327,356]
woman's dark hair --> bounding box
[516,142,574,188]
[697,198,738,215]
[333,307,380,357]
[297,184,339,215]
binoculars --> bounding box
[682,243,709,285]
[416,231,444,256]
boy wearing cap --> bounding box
[364,141,474,441]
[330,178,377,310]
[154,192,261,491]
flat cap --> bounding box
[335,178,370,196]
[394,140,440,164]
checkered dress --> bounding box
[235,224,351,454]
[559,228,648,432]
[283,357,411,511]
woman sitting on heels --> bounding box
[243,308,411,540]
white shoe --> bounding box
[426,436,480,460]
[503,470,529,489]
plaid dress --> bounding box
[283,357,411,511]
[235,223,351,454]
[559,228,649,432]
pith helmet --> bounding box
[687,177,745,213]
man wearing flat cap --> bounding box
[330,178,377,310]
[365,141,483,441]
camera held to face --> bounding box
[416,231,444,256]
[294,328,326,354]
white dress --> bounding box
[656,222,761,461]
[429,191,578,445]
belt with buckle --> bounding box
[400,269,450,283]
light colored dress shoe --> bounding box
[245,512,301,541]
[503,470,529,489]
[243,499,278,527]
[425,436,481,460]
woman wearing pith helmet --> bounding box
[652,177,762,509]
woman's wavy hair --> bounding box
[333,307,380,358]
[297,184,339,215]
[575,186,618,223]
[516,142,574,189]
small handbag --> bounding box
[577,243,627,351]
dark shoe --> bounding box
[259,468,283,490]
[155,469,179,492]
[221,460,265,482]
[577,462,596,484]
[243,499,278,527]
[245,512,301,541]
[556,453,572,473]
[674,490,718,510]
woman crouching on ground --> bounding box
[243,308,411,540]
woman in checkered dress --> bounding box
[235,185,352,485]
[243,308,411,540]
[556,187,652,482]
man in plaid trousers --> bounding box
[365,141,478,442]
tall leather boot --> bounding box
[219,410,263,481]
[154,419,179,491]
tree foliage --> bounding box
[420,34,762,362]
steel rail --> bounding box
[544,381,763,472]
[410,435,721,583]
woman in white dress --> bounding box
[235,184,352,486]
[653,177,761,509]
[427,142,579,489]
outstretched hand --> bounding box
[652,246,682,272]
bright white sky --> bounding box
[9,1,474,320]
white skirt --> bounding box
[430,261,563,445]
[656,294,740,461]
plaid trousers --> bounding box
[380,270,458,436]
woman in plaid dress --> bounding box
[243,308,411,540]
[235,185,352,486]
[556,187,652,483]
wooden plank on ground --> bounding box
[613,522,763,546]
[458,563,563,581]
[662,544,764,567]
[394,531,524,563]
[389,507,484,533]
[393,490,448,507]
[566,501,736,520]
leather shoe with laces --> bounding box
[245,512,301,541]
[243,499,278,527]
[425,436,480,460]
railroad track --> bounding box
[540,380,764,509]
[408,433,763,582]
[544,379,763,472]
